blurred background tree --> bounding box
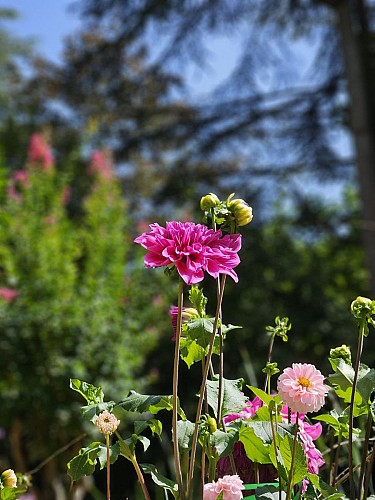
[0,0,375,498]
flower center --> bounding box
[298,377,311,388]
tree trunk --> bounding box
[336,0,375,294]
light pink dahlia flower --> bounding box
[203,474,244,500]
[134,222,242,285]
[277,363,328,414]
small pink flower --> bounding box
[134,222,241,285]
[0,288,19,303]
[203,474,244,500]
[27,133,54,170]
[277,363,328,414]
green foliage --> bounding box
[0,150,165,489]
[206,376,247,418]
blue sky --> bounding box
[2,1,79,62]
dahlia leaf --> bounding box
[117,391,186,420]
[140,464,179,498]
[180,338,205,368]
[70,379,104,404]
[177,419,195,453]
[210,428,238,457]
[67,442,101,481]
[97,441,121,469]
[206,377,247,417]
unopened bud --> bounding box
[330,345,352,366]
[1,469,17,489]
[182,307,199,321]
[226,193,253,226]
[200,193,220,211]
[93,411,120,435]
[350,296,375,319]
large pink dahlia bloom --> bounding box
[277,363,328,414]
[203,474,244,500]
[134,222,242,285]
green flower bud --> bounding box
[350,296,375,319]
[207,417,217,433]
[226,193,253,226]
[1,469,17,489]
[330,344,352,366]
[200,193,220,211]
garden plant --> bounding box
[2,168,375,498]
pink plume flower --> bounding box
[0,288,19,302]
[88,150,113,180]
[203,474,244,500]
[277,363,328,414]
[134,222,242,285]
[27,133,54,170]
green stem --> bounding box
[106,434,111,500]
[363,443,375,498]
[358,413,372,498]
[348,318,365,500]
[187,275,226,499]
[331,433,342,487]
[216,278,224,425]
[285,413,299,500]
[172,278,185,499]
[264,335,275,392]
[114,431,152,500]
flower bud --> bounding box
[226,193,253,226]
[330,345,352,365]
[350,296,375,319]
[207,417,217,433]
[182,307,200,321]
[1,469,17,489]
[93,411,120,435]
[200,193,220,211]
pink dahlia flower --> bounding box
[134,222,242,285]
[277,363,328,414]
[203,474,244,500]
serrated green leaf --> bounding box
[116,391,186,419]
[210,428,238,457]
[177,419,195,453]
[134,419,162,437]
[67,442,101,481]
[247,386,276,407]
[239,426,272,464]
[279,434,307,485]
[140,463,179,498]
[80,401,116,421]
[185,317,216,349]
[70,379,104,404]
[97,441,121,469]
[180,338,205,368]
[206,377,247,417]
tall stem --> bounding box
[106,434,111,500]
[187,275,226,499]
[172,278,185,498]
[216,277,224,425]
[348,319,365,500]
[285,413,299,500]
[358,413,372,498]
